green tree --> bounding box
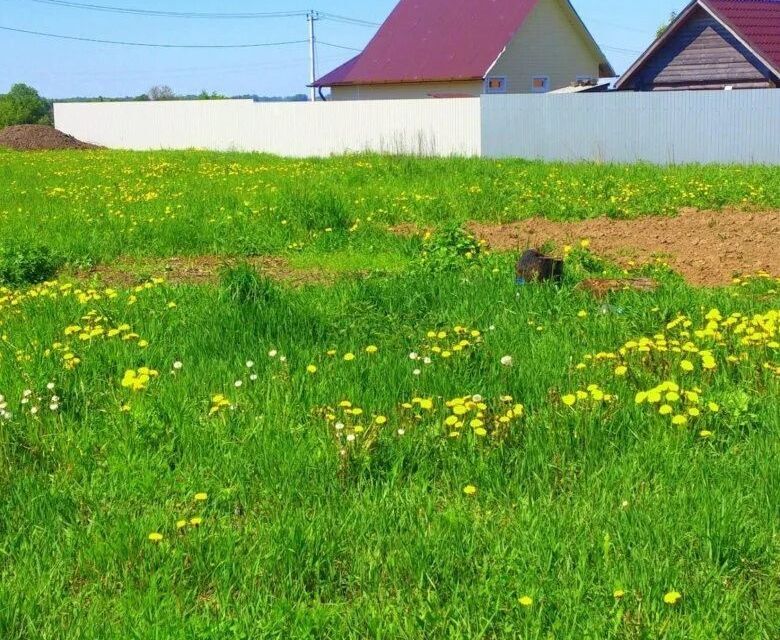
[0,84,52,127]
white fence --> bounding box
[54,99,482,157]
[481,91,780,165]
[54,90,780,164]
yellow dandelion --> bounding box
[463,485,477,496]
[614,365,628,377]
[189,517,203,526]
[663,591,682,605]
[194,492,208,501]
[343,353,356,362]
[306,364,318,374]
[365,345,378,354]
[613,589,625,599]
[518,595,533,607]
[375,416,387,425]
[176,520,187,529]
[148,532,163,542]
[562,394,577,407]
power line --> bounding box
[0,25,309,48]
[318,41,363,52]
[319,12,381,28]
[24,0,309,19]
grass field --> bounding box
[1,150,779,639]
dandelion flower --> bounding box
[189,517,203,526]
[613,589,625,599]
[562,394,577,407]
[306,365,317,374]
[176,520,187,529]
[194,492,208,501]
[518,596,533,607]
[365,345,378,354]
[614,365,628,376]
[375,416,387,425]
[699,430,714,439]
[680,360,694,372]
[463,485,477,496]
[343,353,356,362]
[707,402,720,413]
[672,415,688,426]
[663,591,682,605]
[148,532,163,542]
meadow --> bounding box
[1,149,779,639]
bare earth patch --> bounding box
[75,256,334,287]
[469,209,780,286]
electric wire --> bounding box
[0,25,309,48]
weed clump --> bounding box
[0,242,61,286]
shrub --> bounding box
[418,226,484,272]
[0,242,61,287]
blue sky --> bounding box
[0,0,683,98]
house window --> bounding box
[576,75,596,85]
[485,76,507,94]
[531,76,550,93]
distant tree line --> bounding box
[1,83,309,128]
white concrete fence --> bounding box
[55,90,780,164]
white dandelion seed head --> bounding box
[249,374,258,381]
[49,403,59,411]
[397,428,406,436]
[423,357,432,365]
[409,352,419,361]
[30,406,39,415]
[246,360,255,369]
[472,394,483,403]
[413,369,421,376]
[46,382,56,391]
[335,422,345,431]
[234,380,243,388]
[23,389,32,398]
[501,355,514,367]
[268,350,278,358]
[279,356,287,363]
[172,361,183,370]
[346,434,356,442]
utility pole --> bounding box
[307,10,319,102]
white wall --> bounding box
[55,91,780,164]
[54,98,482,157]
[481,90,780,164]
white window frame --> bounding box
[531,75,550,93]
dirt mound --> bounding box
[470,208,780,286]
[0,125,100,151]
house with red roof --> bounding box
[312,0,614,100]
[617,0,780,91]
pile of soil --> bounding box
[470,208,780,286]
[0,125,100,151]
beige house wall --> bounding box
[489,0,604,93]
[330,80,483,101]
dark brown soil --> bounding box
[469,208,780,286]
[74,255,335,287]
[0,125,101,151]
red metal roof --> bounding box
[315,0,610,87]
[705,0,780,72]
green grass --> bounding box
[0,150,778,639]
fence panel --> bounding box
[54,98,482,157]
[480,90,780,164]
